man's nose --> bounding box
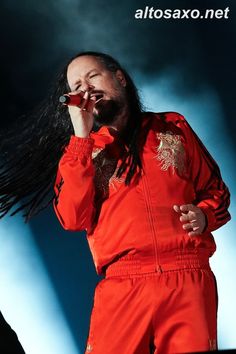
[80,80,95,93]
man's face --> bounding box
[66,55,127,127]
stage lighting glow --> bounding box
[0,214,79,354]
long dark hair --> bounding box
[0,51,144,222]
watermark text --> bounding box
[134,6,230,20]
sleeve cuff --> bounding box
[197,201,216,232]
[65,135,95,158]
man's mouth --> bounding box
[90,93,104,103]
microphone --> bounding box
[59,94,83,107]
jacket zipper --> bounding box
[142,174,162,273]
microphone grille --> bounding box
[59,95,68,103]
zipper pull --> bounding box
[156,265,163,273]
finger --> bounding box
[86,96,96,112]
[180,204,197,213]
[179,213,193,222]
[173,205,181,213]
[68,90,85,97]
[180,214,189,222]
[182,222,197,230]
[80,91,89,109]
[188,228,201,237]
[180,213,197,222]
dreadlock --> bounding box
[0,51,144,222]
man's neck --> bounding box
[109,103,129,133]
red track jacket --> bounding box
[53,112,231,275]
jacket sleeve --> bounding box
[53,135,96,232]
[177,114,231,233]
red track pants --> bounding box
[85,257,217,354]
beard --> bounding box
[92,96,125,131]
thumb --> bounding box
[173,205,181,213]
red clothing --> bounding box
[84,266,217,353]
[53,112,231,276]
[53,111,230,353]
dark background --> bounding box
[0,0,235,352]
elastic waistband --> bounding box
[105,250,211,278]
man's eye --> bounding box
[90,73,99,78]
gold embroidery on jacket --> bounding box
[109,166,125,191]
[155,131,185,175]
[92,149,122,195]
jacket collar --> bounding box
[90,126,119,148]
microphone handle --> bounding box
[59,94,83,107]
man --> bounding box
[53,52,231,354]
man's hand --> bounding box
[173,204,207,236]
[68,91,96,138]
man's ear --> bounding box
[115,70,127,87]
